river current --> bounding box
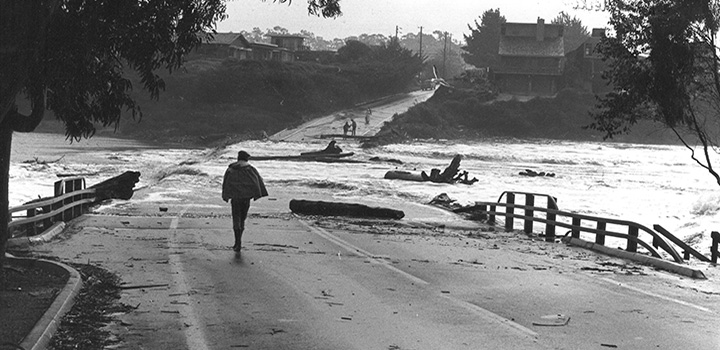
[9,132,720,255]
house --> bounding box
[494,18,565,96]
[269,34,308,52]
[566,28,611,94]
[196,32,295,62]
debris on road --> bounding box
[290,199,405,219]
[532,314,570,326]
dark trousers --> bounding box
[231,198,251,246]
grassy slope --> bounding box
[35,58,401,146]
[369,87,683,146]
[35,58,682,147]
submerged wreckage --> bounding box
[384,155,478,185]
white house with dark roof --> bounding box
[494,18,565,95]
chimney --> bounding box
[536,18,545,41]
[591,28,606,37]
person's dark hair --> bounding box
[237,150,251,161]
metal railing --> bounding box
[455,191,707,264]
[9,177,95,238]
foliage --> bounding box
[49,263,132,350]
[368,84,680,148]
[551,11,591,53]
[462,9,506,70]
[0,0,343,281]
[589,0,720,185]
[337,40,374,62]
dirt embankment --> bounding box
[367,86,685,147]
[34,57,422,147]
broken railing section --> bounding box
[8,171,140,238]
[457,191,719,265]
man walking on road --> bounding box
[222,150,268,252]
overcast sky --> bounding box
[216,0,610,41]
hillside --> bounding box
[367,86,684,147]
[35,56,421,146]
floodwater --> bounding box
[9,132,720,257]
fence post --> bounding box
[505,193,515,231]
[26,208,37,236]
[524,194,534,234]
[596,221,606,245]
[627,226,638,253]
[571,217,581,238]
[545,196,556,242]
[42,204,52,232]
[488,204,496,224]
[712,231,719,264]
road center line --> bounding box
[441,295,539,338]
[168,205,211,350]
[301,220,540,338]
[599,277,713,313]
[299,220,429,285]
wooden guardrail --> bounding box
[456,191,689,264]
[9,177,95,238]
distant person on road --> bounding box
[222,150,268,252]
[322,140,343,154]
[351,119,357,136]
[365,108,371,124]
[343,121,350,136]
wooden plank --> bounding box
[9,188,95,213]
[8,198,96,229]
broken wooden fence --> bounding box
[455,191,719,264]
[9,177,95,238]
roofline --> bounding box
[268,34,306,39]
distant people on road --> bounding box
[351,119,357,136]
[322,140,343,154]
[343,121,350,136]
[222,150,268,252]
[365,108,372,124]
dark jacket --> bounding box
[222,161,268,201]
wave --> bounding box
[691,195,720,216]
[269,178,358,191]
[539,158,578,165]
[153,166,209,182]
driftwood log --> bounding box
[384,170,425,182]
[90,171,141,201]
[289,199,405,219]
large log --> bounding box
[90,171,140,201]
[384,170,425,182]
[251,152,354,161]
[289,199,404,219]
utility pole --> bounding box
[395,25,400,40]
[418,26,423,59]
[442,31,449,78]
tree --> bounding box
[337,40,373,62]
[462,9,506,69]
[589,0,720,185]
[551,11,590,53]
[0,0,342,276]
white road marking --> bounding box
[599,277,713,313]
[300,220,429,285]
[168,205,211,350]
[441,295,539,338]
[300,220,539,339]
